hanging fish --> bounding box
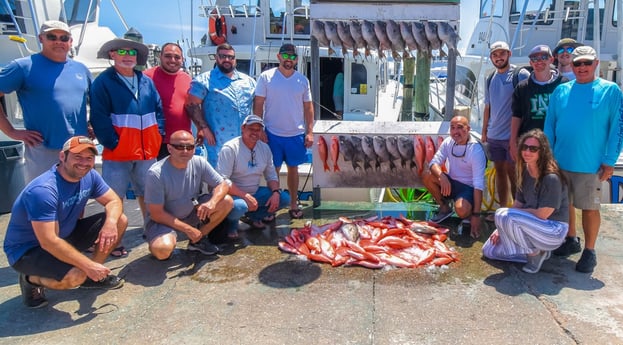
[318,136,330,172]
[437,21,461,56]
[311,20,335,55]
[399,21,419,52]
[386,20,408,59]
[424,21,445,56]
[373,20,392,53]
[362,135,380,170]
[349,20,369,58]
[373,136,397,172]
[330,135,340,172]
[412,22,430,55]
[362,20,383,59]
[336,21,357,58]
[397,135,416,170]
[324,21,344,56]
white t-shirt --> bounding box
[217,137,278,194]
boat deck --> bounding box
[1,200,623,344]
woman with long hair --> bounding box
[482,129,569,273]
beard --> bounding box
[492,60,509,69]
[217,63,234,74]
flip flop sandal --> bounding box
[288,209,304,219]
[110,246,128,258]
[251,220,266,229]
[262,214,275,223]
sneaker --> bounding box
[187,237,220,255]
[575,249,597,273]
[553,236,581,256]
[430,208,453,224]
[522,251,548,274]
[19,274,48,308]
[80,275,124,290]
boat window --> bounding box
[268,0,310,36]
[350,63,367,95]
[585,0,605,40]
[509,0,555,25]
[560,0,581,39]
[230,0,261,16]
[614,0,618,27]
[480,0,504,18]
[62,0,96,25]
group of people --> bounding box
[426,39,623,275]
[1,21,314,308]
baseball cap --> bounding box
[529,45,552,57]
[40,20,70,34]
[279,43,296,54]
[62,136,98,155]
[572,45,597,62]
[554,38,581,55]
[242,115,264,127]
[490,41,510,54]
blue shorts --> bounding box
[12,213,106,281]
[266,131,306,167]
[486,138,511,162]
[446,176,475,205]
[102,159,155,198]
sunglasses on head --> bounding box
[115,49,137,56]
[556,46,574,55]
[520,144,540,153]
[529,54,550,62]
[572,60,594,67]
[169,143,196,151]
[280,53,297,60]
[46,33,70,42]
[218,53,235,60]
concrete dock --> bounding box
[1,200,622,345]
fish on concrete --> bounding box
[311,20,335,55]
[340,223,360,242]
[362,20,383,59]
[372,135,397,172]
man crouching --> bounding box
[3,136,128,308]
[143,130,233,260]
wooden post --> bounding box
[401,56,415,121]
[414,50,431,119]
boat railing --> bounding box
[510,6,585,53]
[198,4,263,19]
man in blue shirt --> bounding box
[0,20,92,182]
[545,45,623,273]
[186,43,256,167]
[3,136,128,308]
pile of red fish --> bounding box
[278,215,459,268]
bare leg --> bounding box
[505,161,517,204]
[494,160,510,207]
[581,209,600,250]
[287,165,300,209]
[567,204,577,237]
[422,171,450,212]
[149,233,177,260]
[137,196,147,220]
[454,199,473,219]
[199,195,234,236]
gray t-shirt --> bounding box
[485,66,530,140]
[144,156,224,219]
[516,171,569,222]
[217,137,278,194]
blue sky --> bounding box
[98,0,479,53]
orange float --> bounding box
[208,9,227,45]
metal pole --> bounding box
[445,48,456,120]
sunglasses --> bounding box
[556,46,574,55]
[218,53,235,60]
[280,53,298,60]
[115,49,137,56]
[572,60,594,67]
[46,33,71,42]
[529,54,550,62]
[169,143,196,151]
[520,144,540,153]
[451,142,467,158]
[248,150,257,168]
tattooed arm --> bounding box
[185,95,215,146]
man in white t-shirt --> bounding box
[253,43,314,219]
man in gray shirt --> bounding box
[217,115,290,237]
[143,130,233,259]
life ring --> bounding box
[208,9,227,45]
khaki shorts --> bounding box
[562,170,601,210]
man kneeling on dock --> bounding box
[3,136,128,308]
[143,130,233,260]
